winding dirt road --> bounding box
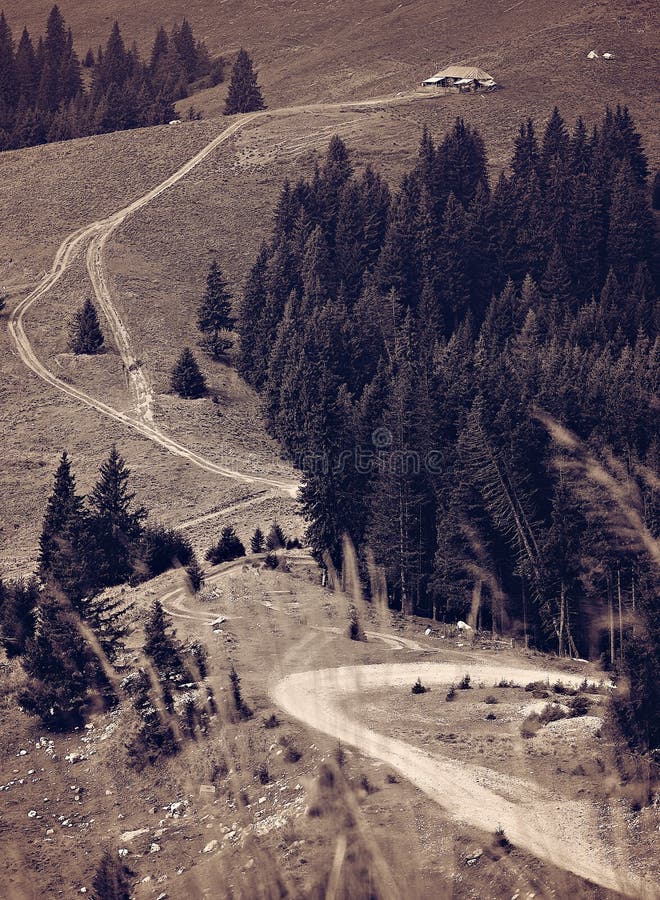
[7,95,648,896]
[272,664,646,897]
[8,112,298,497]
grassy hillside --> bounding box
[7,0,659,161]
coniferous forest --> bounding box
[237,107,659,751]
[0,5,224,151]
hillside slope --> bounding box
[8,0,659,161]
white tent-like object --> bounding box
[587,50,599,59]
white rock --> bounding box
[202,840,219,853]
[425,627,432,636]
[118,848,128,858]
[46,828,54,835]
[120,828,149,842]
[457,620,472,631]
[28,810,37,818]
[150,843,161,853]
[19,750,27,756]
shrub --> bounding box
[445,684,456,701]
[357,773,377,794]
[484,695,498,704]
[284,744,302,763]
[264,552,279,569]
[552,680,577,696]
[495,677,516,688]
[538,702,568,725]
[263,712,280,729]
[139,525,194,578]
[525,680,547,692]
[520,713,541,738]
[458,673,471,690]
[229,665,253,720]
[568,695,591,717]
[266,521,287,550]
[349,606,366,641]
[412,677,428,694]
[486,712,497,720]
[494,825,512,851]
[255,762,270,784]
[385,772,399,784]
[185,557,204,593]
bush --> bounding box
[205,526,245,566]
[486,712,497,720]
[445,684,456,701]
[266,521,287,551]
[539,702,569,725]
[263,712,280,729]
[411,677,428,694]
[139,525,194,578]
[494,825,512,851]
[458,673,471,690]
[552,680,577,696]
[348,606,366,641]
[264,552,279,569]
[484,695,498,704]
[185,557,204,593]
[568,695,591,717]
[255,762,270,784]
[495,678,517,688]
[229,665,253,720]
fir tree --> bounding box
[39,451,85,575]
[171,347,207,398]
[143,600,188,682]
[0,577,39,657]
[185,557,204,593]
[266,521,287,551]
[197,260,235,358]
[205,526,245,565]
[223,49,265,115]
[250,527,266,554]
[20,594,107,731]
[69,298,105,353]
[88,446,146,587]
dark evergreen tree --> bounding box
[88,446,146,587]
[0,577,39,657]
[143,600,188,682]
[250,527,266,554]
[171,347,207,398]
[20,594,107,730]
[205,526,246,565]
[223,49,265,115]
[266,521,287,551]
[197,261,235,358]
[69,298,105,354]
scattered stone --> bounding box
[202,840,219,854]
[425,628,432,636]
[150,843,161,853]
[28,810,37,818]
[46,828,54,835]
[465,849,483,866]
[121,828,149,842]
[118,848,128,858]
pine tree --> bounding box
[266,521,287,551]
[0,12,18,122]
[92,849,131,900]
[143,600,187,682]
[39,451,85,574]
[223,49,265,115]
[205,526,246,565]
[250,527,265,553]
[69,298,105,353]
[88,446,146,587]
[171,18,197,82]
[185,557,204,593]
[0,577,39,657]
[171,347,207,398]
[197,261,235,358]
[20,594,105,731]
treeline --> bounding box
[0,447,205,737]
[237,107,658,749]
[0,5,223,151]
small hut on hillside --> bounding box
[422,65,496,92]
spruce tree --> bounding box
[88,446,146,587]
[0,577,39,657]
[171,347,207,398]
[197,260,235,358]
[250,527,265,554]
[205,526,245,565]
[20,594,105,731]
[143,600,187,682]
[39,451,85,574]
[69,298,105,354]
[223,49,265,115]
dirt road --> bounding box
[272,662,647,897]
[7,90,432,505]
